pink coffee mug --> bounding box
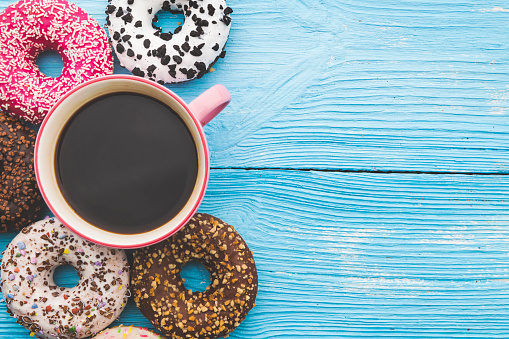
[35,75,231,248]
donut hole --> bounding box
[36,50,64,78]
[53,265,80,288]
[153,9,186,35]
[180,261,211,292]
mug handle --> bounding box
[188,84,232,126]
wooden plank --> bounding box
[3,0,507,172]
[202,0,509,173]
[1,0,508,337]
[2,169,509,337]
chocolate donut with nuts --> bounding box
[0,111,43,232]
[131,213,258,339]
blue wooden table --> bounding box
[1,0,509,337]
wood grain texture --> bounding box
[2,170,509,337]
[1,0,509,337]
[207,0,509,173]
[3,0,508,172]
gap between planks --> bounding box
[211,167,509,176]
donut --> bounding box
[106,0,232,84]
[0,111,43,232]
[0,218,130,338]
[131,213,257,339]
[0,0,113,124]
[93,325,166,338]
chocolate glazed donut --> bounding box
[132,213,258,339]
[0,111,43,231]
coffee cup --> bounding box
[35,75,231,248]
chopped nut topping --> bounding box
[131,213,258,339]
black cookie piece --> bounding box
[132,213,258,339]
[0,112,43,232]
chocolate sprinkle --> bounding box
[160,32,172,41]
[1,219,130,338]
[161,55,171,65]
[106,5,116,14]
[194,61,206,72]
[184,68,197,79]
[122,12,133,23]
[0,112,42,232]
[116,43,125,53]
[221,15,231,26]
[174,25,183,34]
[168,64,177,78]
[156,44,167,58]
[190,46,202,56]
[207,4,215,15]
[173,55,182,64]
[132,67,145,77]
[147,64,157,74]
[107,0,232,83]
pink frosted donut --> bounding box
[0,0,113,124]
[93,325,166,338]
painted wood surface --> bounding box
[18,0,509,173]
[1,0,509,337]
[3,171,509,337]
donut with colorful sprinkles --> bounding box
[0,218,130,338]
[106,0,232,84]
[0,0,113,124]
[93,325,166,338]
[131,213,257,339]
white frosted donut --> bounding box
[106,0,232,84]
[1,218,130,338]
[93,325,166,338]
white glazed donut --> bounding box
[93,325,166,338]
[1,218,130,338]
[106,0,232,84]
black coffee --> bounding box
[56,92,198,234]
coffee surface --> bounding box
[56,93,198,234]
